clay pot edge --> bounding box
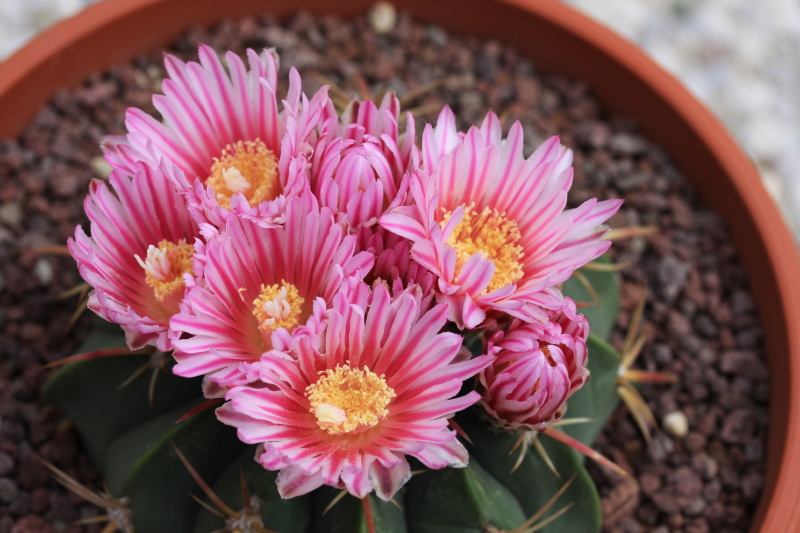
[0,1,797,531]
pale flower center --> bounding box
[222,167,251,194]
[135,239,194,303]
[206,139,279,209]
[252,281,305,336]
[306,364,395,435]
[442,203,525,293]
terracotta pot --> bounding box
[1,0,797,531]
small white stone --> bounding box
[34,258,53,286]
[146,64,162,80]
[368,1,397,34]
[662,410,689,438]
[0,202,22,228]
[133,69,150,90]
[89,156,112,179]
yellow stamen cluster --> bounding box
[206,139,279,209]
[137,239,194,303]
[306,364,395,435]
[442,203,525,293]
[251,281,305,336]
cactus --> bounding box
[43,262,620,533]
[562,255,620,341]
[45,43,635,533]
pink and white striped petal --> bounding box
[103,46,328,230]
[309,93,418,231]
[68,159,199,352]
[478,298,589,431]
[217,283,494,501]
[355,226,436,312]
[380,107,623,328]
[170,192,374,386]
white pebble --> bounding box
[662,410,689,438]
[368,1,397,34]
[90,156,113,179]
[34,257,54,286]
[0,202,22,228]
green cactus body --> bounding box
[309,487,407,533]
[457,409,603,533]
[192,448,313,533]
[562,254,621,341]
[404,455,527,532]
[43,258,620,533]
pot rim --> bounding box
[1,0,798,531]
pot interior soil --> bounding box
[0,10,768,533]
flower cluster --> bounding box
[69,46,621,501]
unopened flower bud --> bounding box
[478,299,589,431]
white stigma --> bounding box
[314,403,348,425]
[135,245,171,281]
[260,286,292,326]
[223,167,251,194]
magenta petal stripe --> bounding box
[218,283,493,501]
[102,46,329,229]
[170,193,374,387]
[478,298,590,431]
[380,107,622,328]
[66,43,626,509]
[68,160,199,352]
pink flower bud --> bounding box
[478,299,589,430]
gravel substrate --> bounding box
[0,10,769,533]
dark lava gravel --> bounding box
[0,9,769,533]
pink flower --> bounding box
[381,107,623,328]
[103,45,328,228]
[478,298,589,430]
[68,160,199,351]
[216,283,494,500]
[419,105,462,175]
[355,226,436,312]
[169,193,374,386]
[310,94,418,230]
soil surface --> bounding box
[0,10,769,533]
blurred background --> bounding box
[2,0,798,236]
